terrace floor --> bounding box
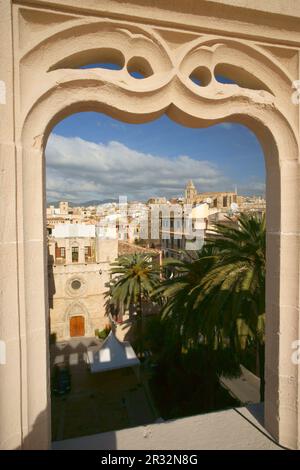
[51,338,282,450]
[51,337,155,441]
[52,404,282,450]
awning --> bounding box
[86,331,140,373]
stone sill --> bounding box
[52,404,282,450]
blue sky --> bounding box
[45,111,265,203]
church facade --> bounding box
[184,180,238,210]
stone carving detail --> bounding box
[66,276,86,297]
[19,19,297,150]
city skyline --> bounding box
[46,112,266,203]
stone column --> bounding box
[264,157,300,450]
[20,143,51,449]
[0,0,23,450]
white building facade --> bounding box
[48,225,118,340]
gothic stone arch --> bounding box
[1,0,300,450]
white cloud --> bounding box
[237,180,266,195]
[45,134,230,202]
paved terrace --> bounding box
[51,339,281,450]
[51,338,155,441]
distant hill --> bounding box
[47,199,118,207]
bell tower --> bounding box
[185,180,197,203]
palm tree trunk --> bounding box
[137,278,143,355]
[229,329,236,354]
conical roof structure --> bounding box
[86,331,140,373]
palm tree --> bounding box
[203,212,266,400]
[108,253,160,352]
[154,245,219,351]
[157,213,266,400]
[153,245,242,409]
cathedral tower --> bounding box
[185,180,197,203]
